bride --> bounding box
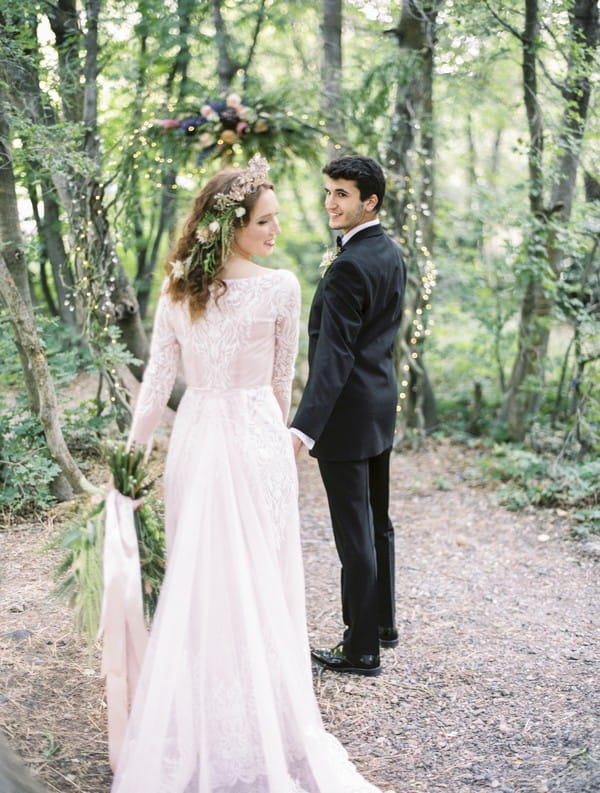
[109,154,385,793]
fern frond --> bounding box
[53,442,165,643]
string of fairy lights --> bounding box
[397,262,437,414]
[63,182,131,413]
[63,110,436,418]
[382,169,438,416]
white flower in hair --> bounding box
[171,259,185,281]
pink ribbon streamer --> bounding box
[98,490,149,771]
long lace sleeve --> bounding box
[272,272,301,423]
[128,292,180,448]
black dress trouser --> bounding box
[317,448,396,659]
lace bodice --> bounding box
[129,269,301,446]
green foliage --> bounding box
[43,734,61,759]
[470,444,600,537]
[62,400,116,456]
[433,476,452,492]
[107,442,153,496]
[572,507,600,541]
[106,442,165,619]
[54,501,105,645]
[0,400,62,514]
[81,325,140,430]
[37,318,84,386]
[0,316,63,513]
[426,298,511,434]
[0,311,133,513]
[10,115,96,182]
[54,442,165,643]
[135,500,165,618]
[344,49,407,155]
[151,92,324,168]
[50,321,137,455]
[0,0,598,523]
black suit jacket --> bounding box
[292,224,406,461]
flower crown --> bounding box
[170,153,270,283]
[213,153,270,210]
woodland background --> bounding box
[0,0,599,538]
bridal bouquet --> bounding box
[55,442,165,645]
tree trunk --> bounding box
[0,88,41,413]
[46,0,85,123]
[60,0,150,374]
[2,8,83,327]
[27,176,77,324]
[0,90,81,500]
[387,0,442,437]
[0,254,93,495]
[321,0,347,155]
[138,0,197,319]
[212,0,266,94]
[212,0,238,92]
[501,0,599,440]
[546,0,599,271]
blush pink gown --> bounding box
[110,269,382,793]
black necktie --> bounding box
[336,235,343,251]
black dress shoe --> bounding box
[379,626,399,648]
[311,644,381,676]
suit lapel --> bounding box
[342,224,384,249]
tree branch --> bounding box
[0,253,95,495]
[482,0,525,43]
[242,0,267,86]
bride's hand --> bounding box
[290,432,304,457]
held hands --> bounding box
[290,431,304,458]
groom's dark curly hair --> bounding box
[322,155,386,213]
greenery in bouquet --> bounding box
[54,442,165,644]
[54,499,105,646]
[109,443,165,619]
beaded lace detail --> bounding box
[129,269,300,446]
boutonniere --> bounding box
[319,248,338,278]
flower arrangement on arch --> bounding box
[156,93,273,162]
[153,91,325,167]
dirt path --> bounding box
[1,439,598,793]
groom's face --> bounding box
[324,177,378,234]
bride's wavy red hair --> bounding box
[165,169,273,320]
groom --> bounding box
[291,155,406,676]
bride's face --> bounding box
[232,188,280,259]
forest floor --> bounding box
[1,433,599,793]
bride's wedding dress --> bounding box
[110,269,382,793]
